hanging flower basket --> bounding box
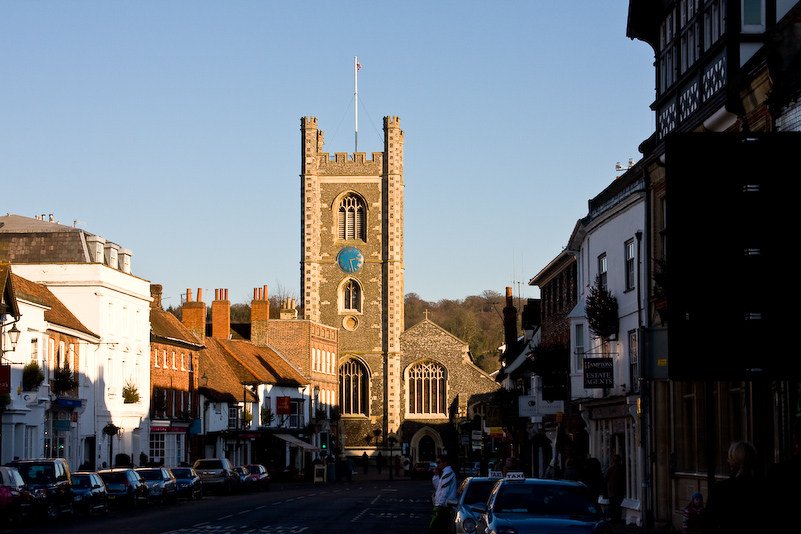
[103,422,120,436]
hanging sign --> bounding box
[583,358,614,388]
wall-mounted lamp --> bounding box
[2,323,20,353]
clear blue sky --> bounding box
[2,1,655,308]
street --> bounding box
[7,475,435,534]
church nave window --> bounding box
[407,361,447,416]
[339,358,368,415]
[338,193,366,241]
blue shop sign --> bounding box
[55,397,83,408]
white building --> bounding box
[1,215,151,470]
[566,170,647,526]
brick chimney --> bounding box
[150,284,163,310]
[503,287,518,357]
[182,288,206,342]
[251,285,270,346]
[279,297,297,320]
[211,288,231,339]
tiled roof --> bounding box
[213,338,308,388]
[0,262,20,317]
[0,215,89,263]
[150,308,204,349]
[11,272,99,339]
[196,341,258,403]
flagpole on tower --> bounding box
[355,56,359,153]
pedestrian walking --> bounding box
[704,441,762,534]
[376,451,384,474]
[362,451,369,474]
[682,492,705,534]
[403,455,411,477]
[429,455,457,534]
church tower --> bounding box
[300,116,404,446]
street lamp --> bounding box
[1,323,20,356]
[387,435,398,480]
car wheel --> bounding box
[45,501,60,521]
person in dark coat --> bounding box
[362,451,369,474]
[704,441,762,534]
[376,452,384,474]
[604,454,625,522]
[581,457,605,503]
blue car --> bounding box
[471,475,613,534]
[447,477,500,534]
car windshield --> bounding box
[15,464,55,484]
[137,470,161,480]
[72,474,92,488]
[195,460,223,469]
[172,469,192,478]
[99,472,128,483]
[494,484,600,516]
[463,480,497,505]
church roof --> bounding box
[402,317,468,347]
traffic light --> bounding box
[319,431,328,450]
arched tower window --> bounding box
[339,358,368,415]
[341,278,362,313]
[338,193,366,241]
[408,361,447,415]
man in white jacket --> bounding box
[429,455,457,534]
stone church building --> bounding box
[300,116,497,462]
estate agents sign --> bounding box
[583,358,614,388]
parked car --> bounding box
[71,472,108,515]
[410,461,437,479]
[447,477,500,534]
[232,466,252,492]
[170,467,202,500]
[7,458,74,520]
[97,468,149,509]
[471,476,613,534]
[136,467,178,504]
[0,466,32,526]
[243,464,270,491]
[192,458,237,495]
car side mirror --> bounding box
[446,499,457,507]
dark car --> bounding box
[170,467,202,500]
[232,466,251,492]
[135,467,177,504]
[193,458,237,495]
[471,476,613,534]
[411,461,437,479]
[97,468,149,509]
[7,458,74,520]
[0,466,33,526]
[71,472,108,515]
[243,464,270,491]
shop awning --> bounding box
[275,433,319,451]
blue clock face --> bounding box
[337,247,364,274]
